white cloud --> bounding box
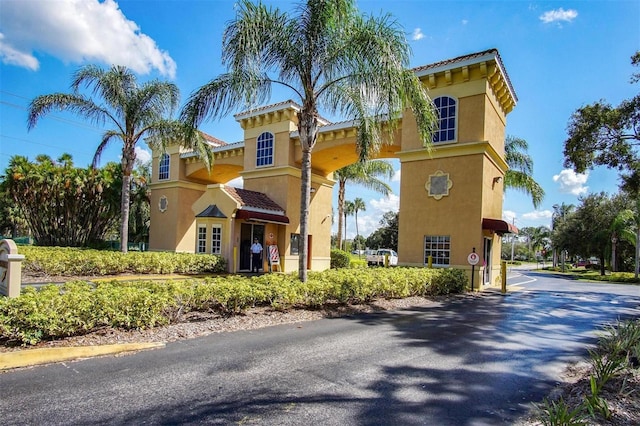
[227,176,244,188]
[135,147,152,164]
[411,28,425,41]
[391,168,401,183]
[370,193,400,213]
[461,19,469,26]
[522,210,553,221]
[539,8,578,24]
[0,33,39,70]
[553,169,589,196]
[503,210,517,224]
[0,0,176,78]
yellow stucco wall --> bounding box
[148,50,516,284]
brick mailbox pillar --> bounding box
[0,239,25,298]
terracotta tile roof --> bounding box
[224,186,285,213]
[234,99,331,125]
[200,131,227,147]
[412,48,499,73]
[412,48,517,102]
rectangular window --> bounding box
[424,235,450,266]
[197,226,207,253]
[290,233,302,255]
[211,226,222,254]
[159,154,170,180]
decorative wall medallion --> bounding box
[425,170,453,200]
[159,195,168,213]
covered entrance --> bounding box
[240,223,265,272]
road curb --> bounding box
[0,342,165,370]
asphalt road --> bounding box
[1,269,639,426]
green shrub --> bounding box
[1,267,468,346]
[19,246,227,276]
[330,249,351,269]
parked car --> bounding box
[574,258,599,269]
[366,249,398,266]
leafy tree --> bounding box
[551,203,575,266]
[27,65,210,253]
[4,154,121,246]
[335,160,393,252]
[504,136,545,208]
[564,52,639,186]
[0,179,28,237]
[366,211,398,251]
[180,0,436,281]
[613,195,640,278]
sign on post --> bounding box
[467,252,480,265]
[0,239,25,298]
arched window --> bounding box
[158,153,170,180]
[256,132,274,167]
[433,96,457,143]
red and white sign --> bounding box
[467,252,480,265]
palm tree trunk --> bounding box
[120,174,131,253]
[337,181,345,251]
[298,147,312,282]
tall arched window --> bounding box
[433,96,457,143]
[158,153,170,180]
[256,132,274,167]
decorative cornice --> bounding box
[397,141,508,172]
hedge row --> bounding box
[0,267,467,345]
[19,246,227,276]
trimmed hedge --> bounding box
[330,249,351,269]
[19,246,227,275]
[1,267,467,346]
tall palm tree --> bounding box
[27,65,210,253]
[352,197,366,251]
[343,200,355,251]
[505,135,545,208]
[335,161,393,251]
[180,0,436,281]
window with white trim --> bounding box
[211,225,222,254]
[433,96,457,143]
[256,132,274,167]
[159,153,170,180]
[197,225,207,253]
[424,235,450,266]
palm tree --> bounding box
[343,200,355,251]
[180,0,436,281]
[27,65,210,253]
[352,197,366,252]
[614,198,640,278]
[335,161,393,251]
[505,136,545,208]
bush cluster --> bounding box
[537,318,640,424]
[19,246,227,275]
[0,267,467,346]
[330,249,351,269]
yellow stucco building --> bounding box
[149,49,518,288]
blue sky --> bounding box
[1,0,638,240]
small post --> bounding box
[0,239,25,298]
[427,255,433,268]
[501,261,507,294]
